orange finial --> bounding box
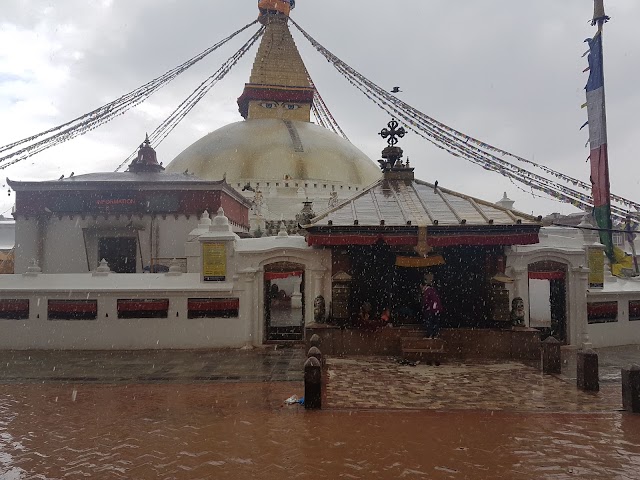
[258,0,295,19]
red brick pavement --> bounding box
[1,383,640,479]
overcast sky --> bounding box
[1,0,639,218]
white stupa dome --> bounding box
[167,118,381,189]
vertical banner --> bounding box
[588,247,605,289]
[585,26,614,261]
[202,243,226,282]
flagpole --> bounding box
[585,0,614,264]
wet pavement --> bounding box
[1,383,639,479]
[0,346,639,479]
[562,344,640,384]
[0,347,304,384]
[325,357,621,412]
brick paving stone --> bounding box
[0,347,305,384]
[0,383,638,480]
[325,356,622,412]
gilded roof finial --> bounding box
[258,0,295,22]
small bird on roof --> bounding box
[390,86,402,93]
[58,174,64,180]
[69,172,74,177]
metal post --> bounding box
[541,336,562,374]
[622,364,640,413]
[304,357,322,410]
[577,349,599,392]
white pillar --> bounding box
[572,266,591,349]
[238,270,258,346]
[291,275,303,309]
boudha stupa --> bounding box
[166,0,381,235]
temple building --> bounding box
[8,137,251,274]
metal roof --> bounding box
[305,176,540,228]
[7,172,226,187]
[7,173,251,207]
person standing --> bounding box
[420,274,442,339]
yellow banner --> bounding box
[203,243,226,281]
[396,255,445,268]
[588,247,604,289]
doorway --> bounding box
[264,262,305,341]
[98,237,137,273]
[528,261,567,342]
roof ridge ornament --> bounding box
[379,119,405,147]
[127,134,165,174]
[377,119,413,176]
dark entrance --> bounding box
[98,237,137,273]
[264,262,305,341]
[345,244,498,328]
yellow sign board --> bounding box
[202,243,226,282]
[588,247,604,289]
[396,255,445,268]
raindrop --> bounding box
[71,389,77,402]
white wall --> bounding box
[0,220,15,250]
[0,219,331,349]
[14,217,39,273]
[587,292,640,348]
[14,215,209,274]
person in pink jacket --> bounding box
[420,274,443,338]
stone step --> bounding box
[397,329,426,338]
[401,337,445,350]
[402,348,446,365]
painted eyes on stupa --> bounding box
[259,102,300,110]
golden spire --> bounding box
[238,0,313,121]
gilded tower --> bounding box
[238,1,313,122]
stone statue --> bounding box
[253,189,264,216]
[313,295,326,323]
[328,190,339,208]
[510,297,525,327]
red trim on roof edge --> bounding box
[307,233,538,247]
[427,233,539,247]
[528,271,566,280]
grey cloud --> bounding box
[1,0,639,216]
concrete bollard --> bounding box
[577,349,599,392]
[541,336,562,374]
[309,334,321,349]
[622,364,640,413]
[308,346,323,368]
[304,356,322,410]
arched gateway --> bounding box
[264,261,305,341]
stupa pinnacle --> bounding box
[237,0,313,121]
[167,0,381,229]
